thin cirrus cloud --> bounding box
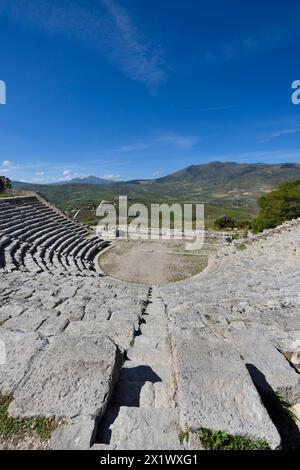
[204,21,300,65]
[33,171,46,182]
[101,174,121,181]
[5,0,166,89]
[260,128,300,143]
[185,105,237,112]
[113,134,199,153]
[116,143,151,153]
[157,134,199,149]
[101,0,166,89]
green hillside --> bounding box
[12,162,300,226]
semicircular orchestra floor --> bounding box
[98,238,218,284]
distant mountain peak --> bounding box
[55,175,121,186]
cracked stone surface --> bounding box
[8,335,121,420]
[172,330,280,449]
[0,330,48,394]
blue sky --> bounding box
[0,0,300,183]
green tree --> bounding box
[252,179,300,233]
[214,215,236,229]
[0,176,12,192]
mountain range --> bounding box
[12,161,300,210]
[54,175,115,186]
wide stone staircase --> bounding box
[93,287,183,450]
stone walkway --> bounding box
[93,286,183,450]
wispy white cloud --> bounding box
[5,0,166,89]
[101,174,121,181]
[33,171,46,182]
[112,133,199,154]
[204,22,300,65]
[1,160,19,172]
[185,105,237,112]
[63,170,71,179]
[116,143,151,153]
[157,134,199,149]
[259,128,300,143]
[2,160,12,168]
[61,170,122,182]
[101,0,166,89]
[62,170,89,181]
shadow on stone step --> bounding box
[120,364,162,384]
[246,363,300,450]
[96,365,161,444]
[115,365,162,407]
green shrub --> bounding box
[179,430,190,444]
[199,428,270,450]
[214,215,236,229]
[252,179,300,233]
[236,220,252,230]
[0,176,12,192]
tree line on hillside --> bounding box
[214,179,300,233]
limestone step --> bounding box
[172,329,281,449]
[97,407,183,450]
[113,380,176,409]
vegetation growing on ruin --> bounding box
[214,215,236,229]
[272,392,299,423]
[251,179,300,233]
[199,428,270,450]
[0,395,60,443]
[236,243,247,251]
[178,430,190,444]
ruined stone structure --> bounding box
[0,196,300,450]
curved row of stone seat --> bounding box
[0,196,107,277]
[0,226,104,276]
[0,202,63,225]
